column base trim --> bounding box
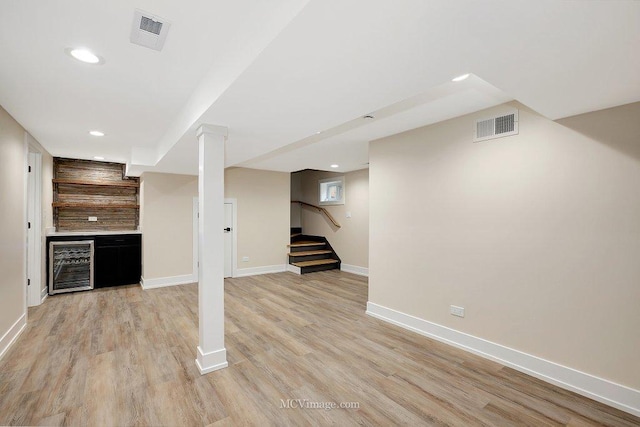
[196,346,228,375]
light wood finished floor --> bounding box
[1,271,638,426]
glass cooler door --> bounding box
[49,240,94,294]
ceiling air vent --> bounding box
[474,109,519,142]
[130,9,171,51]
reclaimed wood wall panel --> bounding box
[56,184,137,205]
[55,158,133,183]
[57,208,138,231]
[53,158,139,231]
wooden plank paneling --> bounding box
[57,208,138,231]
[53,179,139,188]
[53,158,139,231]
[57,184,137,206]
[55,158,134,183]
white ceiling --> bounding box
[1,0,639,176]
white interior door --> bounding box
[27,153,35,304]
[194,199,235,279]
[27,151,42,306]
[223,202,233,278]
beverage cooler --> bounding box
[49,240,94,295]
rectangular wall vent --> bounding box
[130,9,171,51]
[474,109,519,142]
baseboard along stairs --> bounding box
[288,227,341,274]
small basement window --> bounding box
[319,176,345,206]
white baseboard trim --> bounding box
[40,288,48,304]
[0,313,27,362]
[235,264,286,278]
[141,274,197,290]
[287,264,301,275]
[366,302,640,417]
[196,346,228,375]
[340,264,369,277]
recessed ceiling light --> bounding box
[89,130,105,137]
[452,73,470,82]
[65,48,104,65]
[330,164,339,168]
[93,156,105,160]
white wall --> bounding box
[0,105,27,358]
[369,101,640,400]
[296,168,369,270]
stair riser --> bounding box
[290,235,325,244]
[288,254,333,263]
[300,262,341,274]
[289,245,326,253]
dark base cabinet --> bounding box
[94,235,141,288]
[47,233,141,294]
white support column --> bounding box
[195,124,228,375]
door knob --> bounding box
[224,227,231,232]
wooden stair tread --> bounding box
[292,259,339,267]
[287,241,326,248]
[287,250,332,257]
[290,233,301,238]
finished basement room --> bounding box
[1,1,639,425]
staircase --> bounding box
[288,227,341,274]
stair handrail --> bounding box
[291,200,341,228]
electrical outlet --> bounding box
[242,256,249,262]
[346,211,352,218]
[450,305,465,318]
[88,216,98,222]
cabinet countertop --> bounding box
[46,230,142,237]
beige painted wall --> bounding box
[0,105,27,341]
[140,168,290,279]
[140,172,198,280]
[297,168,369,268]
[225,167,290,269]
[369,101,640,390]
